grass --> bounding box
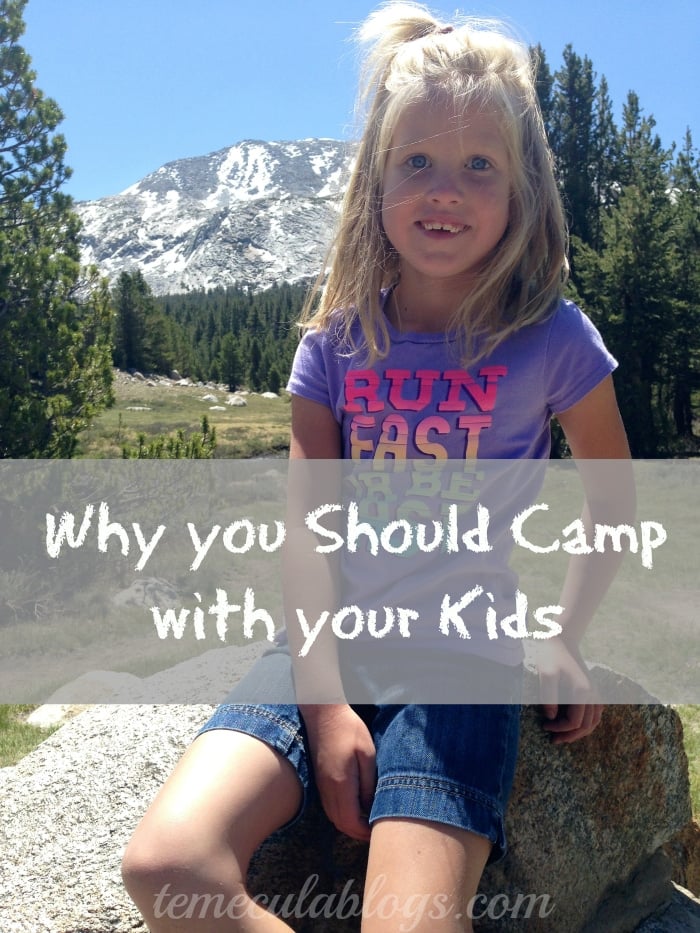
[76,373,292,459]
[677,705,700,817]
[0,705,58,767]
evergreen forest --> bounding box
[112,270,304,399]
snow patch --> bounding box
[77,138,354,294]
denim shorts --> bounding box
[197,650,521,863]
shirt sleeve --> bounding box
[545,300,618,415]
[286,328,332,407]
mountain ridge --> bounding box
[76,137,354,295]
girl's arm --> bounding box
[284,395,344,699]
[538,374,632,743]
[283,394,376,841]
[556,374,630,462]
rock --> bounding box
[261,391,279,399]
[43,643,267,704]
[41,669,147,703]
[227,394,248,406]
[0,704,213,933]
[25,704,91,729]
[246,695,696,933]
[0,663,697,932]
[664,819,700,895]
[635,884,700,932]
[111,576,178,609]
[478,701,693,932]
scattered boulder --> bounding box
[43,644,267,705]
[25,704,91,729]
[112,577,177,608]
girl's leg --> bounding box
[359,701,521,933]
[122,728,303,932]
[362,819,491,933]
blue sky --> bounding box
[23,0,699,202]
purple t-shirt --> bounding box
[288,297,616,461]
[286,297,617,669]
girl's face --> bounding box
[381,97,512,294]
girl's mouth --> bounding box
[420,221,465,234]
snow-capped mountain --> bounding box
[76,139,354,295]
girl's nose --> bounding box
[427,171,463,203]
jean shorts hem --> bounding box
[195,703,311,832]
[370,775,508,863]
[193,699,518,863]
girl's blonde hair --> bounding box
[301,1,568,362]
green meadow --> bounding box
[76,372,292,460]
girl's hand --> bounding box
[541,702,604,744]
[301,704,376,841]
[534,639,604,744]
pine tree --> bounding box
[112,269,172,374]
[219,332,242,391]
[248,337,263,391]
[267,364,282,395]
[0,0,113,457]
[531,44,555,140]
[550,46,597,248]
[575,95,676,455]
[113,271,146,372]
[668,130,700,441]
[589,75,620,250]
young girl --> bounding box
[122,3,630,930]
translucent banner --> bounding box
[0,459,696,704]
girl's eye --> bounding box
[406,154,429,170]
[469,156,491,171]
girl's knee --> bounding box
[121,810,245,908]
[121,818,185,902]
